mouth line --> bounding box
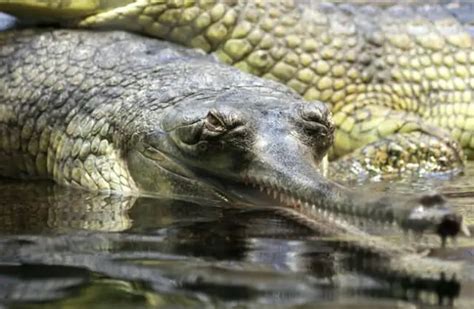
[141,146,234,203]
[141,145,461,241]
[240,173,315,211]
[142,146,195,180]
[239,173,464,242]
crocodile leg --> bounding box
[330,104,464,178]
[330,132,463,180]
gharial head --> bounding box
[112,38,462,242]
[123,75,463,242]
[126,85,335,206]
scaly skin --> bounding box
[0,29,467,292]
[0,180,135,232]
[1,0,472,177]
[0,0,133,18]
[1,27,449,235]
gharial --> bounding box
[0,0,473,178]
[0,26,468,303]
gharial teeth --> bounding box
[273,190,278,199]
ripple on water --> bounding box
[0,164,473,307]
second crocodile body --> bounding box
[1,0,472,177]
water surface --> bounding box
[0,163,473,308]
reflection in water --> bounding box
[0,180,135,233]
[342,162,474,232]
[0,165,473,307]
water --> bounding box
[0,164,473,308]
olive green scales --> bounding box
[0,29,467,296]
[0,1,472,298]
[1,0,473,176]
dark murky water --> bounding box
[0,164,473,308]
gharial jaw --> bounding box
[238,170,464,245]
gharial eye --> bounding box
[205,110,226,133]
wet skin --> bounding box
[0,28,463,241]
[0,0,472,177]
[0,29,469,295]
[0,4,472,303]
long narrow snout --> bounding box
[241,133,463,243]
